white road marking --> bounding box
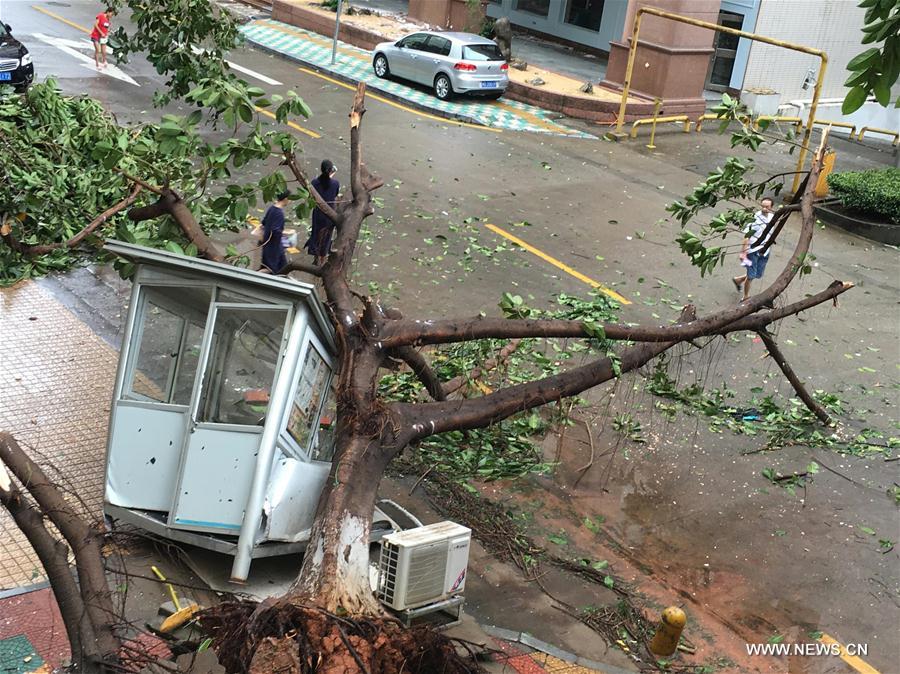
[190,46,281,85]
[33,33,139,86]
[226,60,282,85]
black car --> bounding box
[0,22,34,92]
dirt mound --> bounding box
[201,600,482,674]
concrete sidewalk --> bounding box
[240,18,597,137]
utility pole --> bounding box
[331,0,344,65]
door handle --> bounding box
[433,59,439,64]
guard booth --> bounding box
[102,241,402,582]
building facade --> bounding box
[490,0,897,127]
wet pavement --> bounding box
[2,1,898,672]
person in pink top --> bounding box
[90,8,114,69]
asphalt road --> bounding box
[4,1,899,671]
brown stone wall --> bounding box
[408,0,450,27]
[600,0,721,118]
[272,0,386,50]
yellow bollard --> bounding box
[649,606,686,656]
[646,99,663,149]
[814,148,836,198]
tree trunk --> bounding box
[287,429,392,615]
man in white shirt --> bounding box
[732,197,775,301]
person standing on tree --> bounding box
[733,197,775,301]
[305,160,340,266]
[260,191,291,274]
[90,7,113,69]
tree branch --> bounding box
[395,273,851,446]
[283,154,341,225]
[348,83,366,204]
[389,347,446,401]
[0,432,119,661]
[757,330,833,425]
[128,188,225,262]
[383,151,827,350]
[0,450,98,667]
[278,257,323,277]
[1,185,142,257]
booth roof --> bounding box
[104,240,335,347]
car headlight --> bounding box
[20,52,32,66]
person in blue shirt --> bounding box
[305,160,340,266]
[260,191,290,273]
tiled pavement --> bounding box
[239,19,596,139]
[0,588,69,672]
[0,281,117,590]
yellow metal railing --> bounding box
[857,126,899,146]
[631,115,691,140]
[811,120,857,138]
[613,7,827,194]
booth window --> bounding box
[125,287,210,405]
[197,306,287,426]
[287,344,334,458]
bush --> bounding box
[827,168,900,224]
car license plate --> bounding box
[480,81,498,89]
[0,72,11,81]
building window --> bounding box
[196,306,287,426]
[516,0,550,17]
[565,0,604,31]
[125,286,211,405]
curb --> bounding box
[245,37,501,130]
[480,624,638,674]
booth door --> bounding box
[169,303,290,533]
[106,285,211,512]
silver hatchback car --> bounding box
[372,31,508,101]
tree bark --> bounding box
[286,430,391,614]
[757,330,832,425]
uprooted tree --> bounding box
[0,1,854,672]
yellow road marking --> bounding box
[483,223,630,304]
[255,106,321,138]
[32,4,91,33]
[297,67,502,133]
[818,634,880,674]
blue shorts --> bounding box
[746,251,769,280]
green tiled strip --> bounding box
[0,635,45,673]
[239,19,594,139]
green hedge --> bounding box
[827,168,900,224]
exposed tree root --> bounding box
[201,600,482,674]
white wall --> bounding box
[742,0,867,102]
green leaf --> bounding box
[859,526,876,535]
[198,638,213,653]
[846,47,881,71]
[603,575,614,588]
[164,241,185,256]
[873,80,891,105]
[842,86,869,114]
[591,560,609,571]
[548,533,568,546]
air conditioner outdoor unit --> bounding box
[377,521,471,611]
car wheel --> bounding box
[373,54,389,79]
[434,73,452,101]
